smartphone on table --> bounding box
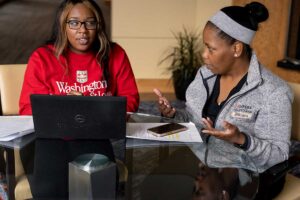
[147,123,188,137]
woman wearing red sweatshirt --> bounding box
[19,0,139,115]
[18,1,139,199]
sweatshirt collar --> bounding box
[67,49,95,58]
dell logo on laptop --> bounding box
[74,114,86,123]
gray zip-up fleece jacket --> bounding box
[175,52,293,172]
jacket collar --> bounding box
[245,52,263,88]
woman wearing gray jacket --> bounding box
[154,2,293,173]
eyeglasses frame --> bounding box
[66,20,99,30]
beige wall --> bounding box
[195,0,232,31]
[112,0,231,79]
[233,0,300,83]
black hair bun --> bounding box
[245,2,269,23]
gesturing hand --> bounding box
[67,90,83,96]
[202,118,245,145]
[153,88,176,118]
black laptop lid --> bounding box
[30,94,127,139]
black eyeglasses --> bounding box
[66,20,98,30]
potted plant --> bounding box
[159,28,203,101]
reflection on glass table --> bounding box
[0,112,259,200]
[127,145,259,200]
[125,113,259,200]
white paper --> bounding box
[0,116,34,141]
[126,122,202,143]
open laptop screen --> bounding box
[30,94,127,139]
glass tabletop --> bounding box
[0,132,35,150]
[124,113,259,200]
[125,144,259,200]
[1,112,259,200]
[127,113,259,200]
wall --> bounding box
[112,0,231,79]
[233,0,300,83]
[195,0,233,31]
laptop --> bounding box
[30,94,127,139]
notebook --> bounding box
[30,94,127,139]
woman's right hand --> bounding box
[153,88,176,118]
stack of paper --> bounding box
[0,116,34,141]
[126,122,202,143]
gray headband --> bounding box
[209,11,255,44]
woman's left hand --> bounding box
[202,118,245,144]
[67,90,83,96]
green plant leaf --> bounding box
[159,27,204,81]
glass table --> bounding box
[0,133,35,200]
[0,113,259,200]
[125,113,259,200]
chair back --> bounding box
[0,64,26,115]
[288,82,300,141]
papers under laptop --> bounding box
[0,116,34,141]
[30,95,126,139]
